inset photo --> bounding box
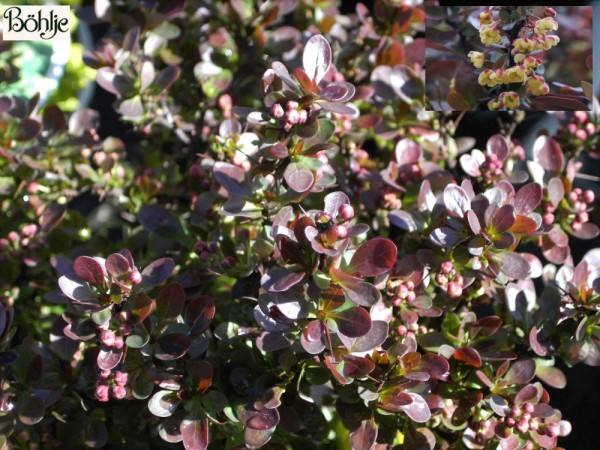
[425,5,593,111]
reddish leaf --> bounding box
[332,307,372,338]
[181,416,209,450]
[531,94,589,111]
[513,182,543,214]
[533,136,564,173]
[487,134,509,162]
[186,296,215,336]
[443,184,471,218]
[303,320,323,342]
[329,268,381,307]
[350,418,378,450]
[446,92,471,111]
[140,258,175,290]
[504,359,536,385]
[453,347,482,368]
[498,252,530,279]
[293,68,315,91]
[132,292,155,324]
[535,365,566,389]
[187,360,213,393]
[106,253,131,278]
[570,222,600,240]
[342,355,376,378]
[261,268,305,292]
[73,256,105,286]
[509,215,539,234]
[284,163,314,193]
[97,346,123,370]
[319,82,355,102]
[156,283,185,325]
[347,237,398,277]
[492,205,516,233]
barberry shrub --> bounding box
[0,1,599,449]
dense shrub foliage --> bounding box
[0,1,599,449]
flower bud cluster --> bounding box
[195,239,236,270]
[496,402,561,440]
[269,100,309,132]
[556,112,600,159]
[95,369,129,402]
[389,279,417,306]
[567,187,595,232]
[435,261,464,298]
[314,203,355,245]
[473,8,559,110]
[480,153,505,180]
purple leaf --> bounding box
[338,321,389,352]
[181,417,209,450]
[444,184,471,218]
[347,237,398,277]
[548,178,564,208]
[350,418,378,450]
[467,210,481,234]
[106,253,131,278]
[459,153,482,177]
[535,365,567,389]
[97,346,123,370]
[399,393,432,423]
[570,222,600,240]
[140,258,175,290]
[261,268,305,292]
[284,163,314,193]
[148,390,180,418]
[132,293,155,324]
[257,332,293,351]
[533,135,564,174]
[395,138,422,166]
[324,191,350,217]
[154,65,180,92]
[73,256,105,286]
[332,307,372,338]
[515,383,542,404]
[342,355,376,378]
[213,162,251,197]
[58,274,97,302]
[268,142,289,159]
[513,183,543,214]
[244,428,275,449]
[303,35,332,84]
[156,283,185,325]
[155,333,191,360]
[319,81,355,102]
[492,204,516,233]
[186,296,215,336]
[271,61,299,91]
[487,134,509,162]
[430,227,465,248]
[18,395,45,425]
[329,267,381,306]
[389,210,418,232]
[453,347,482,368]
[317,101,359,117]
[503,359,536,385]
[509,215,539,234]
[498,252,530,279]
[96,67,119,95]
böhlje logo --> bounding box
[1,5,70,41]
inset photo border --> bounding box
[425,5,593,111]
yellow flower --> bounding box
[503,66,526,84]
[488,99,500,111]
[468,51,485,69]
[543,35,560,50]
[478,69,494,87]
[499,91,520,110]
[514,53,526,64]
[512,38,533,53]
[479,10,493,26]
[480,25,502,45]
[535,17,558,36]
[490,69,505,85]
[522,56,539,70]
[527,75,549,96]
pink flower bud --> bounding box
[447,282,463,298]
[287,109,300,125]
[406,292,416,303]
[8,232,19,243]
[128,271,142,285]
[21,224,38,238]
[567,124,577,134]
[208,241,219,253]
[572,221,583,232]
[111,385,126,400]
[217,94,233,111]
[577,212,589,223]
[113,371,128,387]
[506,417,516,427]
[584,189,595,204]
[575,130,588,140]
[99,329,116,347]
[335,225,348,239]
[544,7,556,17]
[405,281,415,291]
[95,384,110,402]
[510,405,522,418]
[298,109,308,124]
[546,422,560,437]
[543,213,555,225]
[338,204,354,220]
[119,324,133,336]
[26,181,39,193]
[522,402,534,414]
[270,103,284,119]
[100,369,112,380]
[575,111,588,124]
[194,241,207,254]
[113,337,124,350]
[516,418,529,434]
[440,261,453,275]
[200,251,211,261]
[286,100,299,111]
